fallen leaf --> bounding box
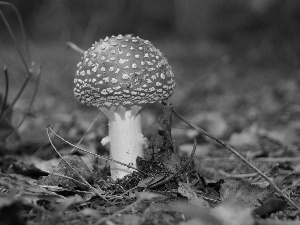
[220,179,272,207]
[37,155,92,190]
[253,197,287,217]
[278,173,300,189]
[178,182,208,207]
[0,172,64,203]
[9,160,48,179]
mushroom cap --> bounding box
[73,34,175,108]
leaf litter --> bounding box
[1,99,300,224]
[1,3,300,223]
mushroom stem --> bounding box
[101,107,145,180]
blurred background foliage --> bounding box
[1,0,300,44]
[0,0,300,142]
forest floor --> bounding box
[0,35,300,225]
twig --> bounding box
[47,125,147,176]
[70,112,102,153]
[46,125,110,203]
[3,66,42,143]
[172,109,300,210]
[66,42,85,54]
[0,65,9,119]
[0,2,37,144]
[0,74,31,123]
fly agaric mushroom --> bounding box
[73,34,175,180]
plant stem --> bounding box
[0,65,9,119]
[66,42,85,54]
[0,8,29,72]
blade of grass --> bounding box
[172,108,300,210]
[2,66,42,144]
[0,73,31,123]
[70,112,102,153]
[0,65,9,119]
[0,8,29,72]
[0,1,30,62]
[0,2,34,125]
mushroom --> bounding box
[73,34,175,180]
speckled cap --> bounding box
[73,34,175,108]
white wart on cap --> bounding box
[73,34,176,108]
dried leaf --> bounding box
[253,197,287,217]
[279,173,300,189]
[138,174,166,188]
[178,182,208,207]
[38,155,92,190]
[220,179,272,207]
[0,172,64,202]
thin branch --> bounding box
[0,8,29,72]
[0,73,31,123]
[0,1,30,62]
[70,112,102,153]
[66,42,85,54]
[3,66,42,143]
[0,65,9,119]
[47,125,147,176]
[172,109,300,210]
[46,125,111,203]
